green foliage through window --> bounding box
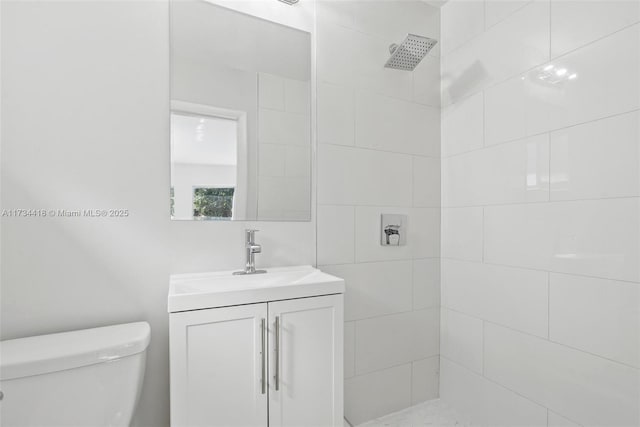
[193,187,234,220]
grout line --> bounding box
[547,272,551,340]
[320,194,640,212]
[442,22,640,110]
[484,0,535,31]
[548,20,640,61]
[441,108,640,160]
[319,257,440,268]
[318,203,441,209]
[345,306,440,324]
[442,306,640,371]
[441,257,640,285]
[481,207,485,263]
[352,360,429,381]
[440,195,640,210]
[352,205,357,263]
[351,320,358,382]
[481,90,486,148]
[547,131,552,200]
[451,353,586,427]
[549,0,552,61]
[319,140,441,160]
[442,355,550,412]
[481,320,486,375]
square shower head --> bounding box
[384,34,438,71]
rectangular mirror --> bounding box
[170,1,312,221]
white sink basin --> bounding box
[168,265,345,312]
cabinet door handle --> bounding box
[261,318,266,395]
[274,316,280,391]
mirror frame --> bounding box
[168,0,316,222]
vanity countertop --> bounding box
[168,265,345,313]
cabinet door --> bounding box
[170,304,268,427]
[268,294,344,427]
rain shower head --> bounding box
[384,34,438,71]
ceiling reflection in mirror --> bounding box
[170,1,312,221]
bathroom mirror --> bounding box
[170,1,312,221]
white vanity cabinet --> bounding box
[169,267,344,427]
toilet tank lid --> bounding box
[0,322,150,380]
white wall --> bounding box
[439,1,640,426]
[0,2,315,427]
[314,1,441,424]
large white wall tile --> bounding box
[284,145,310,177]
[442,259,549,338]
[551,0,640,58]
[413,55,441,108]
[485,24,640,145]
[485,0,532,29]
[412,258,440,310]
[317,82,354,146]
[484,323,640,426]
[441,0,484,55]
[317,205,354,266]
[259,144,286,177]
[321,261,413,321]
[443,134,550,207]
[355,91,440,157]
[317,21,355,86]
[479,0,549,83]
[410,208,441,259]
[441,207,483,262]
[318,144,413,206]
[352,34,414,102]
[550,273,640,368]
[284,78,309,115]
[345,364,412,426]
[258,108,309,146]
[258,73,284,110]
[350,0,440,45]
[550,110,640,201]
[354,206,412,263]
[412,156,440,208]
[315,0,355,30]
[442,0,550,105]
[441,309,483,374]
[355,309,440,374]
[484,198,640,282]
[440,358,548,426]
[353,207,439,263]
[411,356,440,404]
[442,92,484,156]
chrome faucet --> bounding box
[233,229,266,275]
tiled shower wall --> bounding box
[439,1,639,426]
[314,1,441,424]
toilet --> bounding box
[0,322,150,427]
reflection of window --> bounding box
[193,187,235,220]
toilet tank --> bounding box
[0,322,151,427]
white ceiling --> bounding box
[171,113,237,166]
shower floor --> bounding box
[354,399,473,427]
